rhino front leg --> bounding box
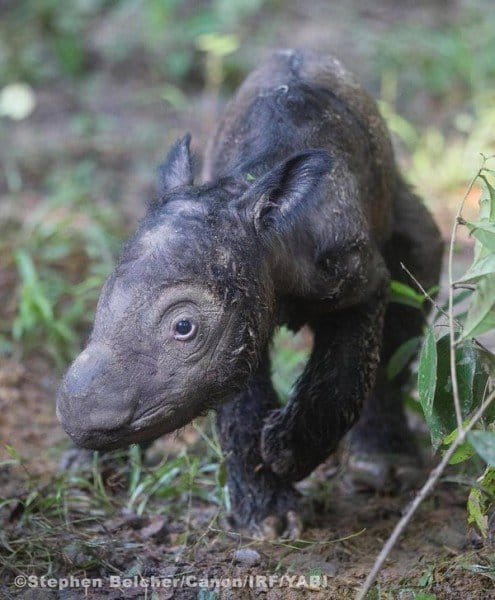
[261,288,387,482]
[216,356,302,539]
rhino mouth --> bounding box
[61,399,198,451]
[132,401,166,426]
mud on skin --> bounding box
[57,49,443,538]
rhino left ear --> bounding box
[238,149,332,233]
[157,133,193,194]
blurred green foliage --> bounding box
[270,326,310,403]
[0,0,267,88]
[374,13,495,103]
[0,0,114,82]
[0,161,124,365]
[379,96,495,202]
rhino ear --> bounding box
[240,150,332,233]
[157,133,193,194]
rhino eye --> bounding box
[173,318,196,341]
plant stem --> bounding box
[447,161,485,430]
[401,262,492,356]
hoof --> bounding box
[260,410,295,479]
[228,484,303,540]
[257,509,303,540]
[345,452,423,493]
[232,508,303,540]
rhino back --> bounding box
[203,49,397,242]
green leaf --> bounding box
[461,273,495,339]
[457,250,495,283]
[438,290,473,319]
[448,441,475,464]
[417,566,434,588]
[196,33,239,57]
[478,346,495,380]
[128,445,142,496]
[480,466,495,497]
[389,280,425,309]
[479,173,495,221]
[216,460,228,489]
[33,291,54,322]
[467,486,488,536]
[418,334,488,448]
[468,431,495,466]
[424,334,456,448]
[426,285,440,298]
[14,250,37,286]
[467,467,495,538]
[472,347,495,423]
[387,336,421,380]
[463,219,495,251]
[456,340,489,416]
[3,445,21,461]
[418,327,438,439]
[52,321,76,344]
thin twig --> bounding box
[356,388,495,600]
[401,262,492,356]
[400,262,449,321]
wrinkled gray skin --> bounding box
[57,50,443,538]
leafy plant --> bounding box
[12,250,78,365]
[126,417,229,517]
[359,162,495,597]
[416,161,495,536]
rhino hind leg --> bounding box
[346,368,424,492]
[347,184,443,492]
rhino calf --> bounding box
[57,50,443,538]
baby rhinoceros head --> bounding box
[56,134,331,450]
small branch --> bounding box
[356,388,495,600]
[451,283,476,290]
[402,262,492,356]
[401,263,461,330]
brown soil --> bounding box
[1,359,494,599]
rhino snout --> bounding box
[56,344,136,449]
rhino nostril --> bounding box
[57,343,137,435]
[57,388,134,436]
